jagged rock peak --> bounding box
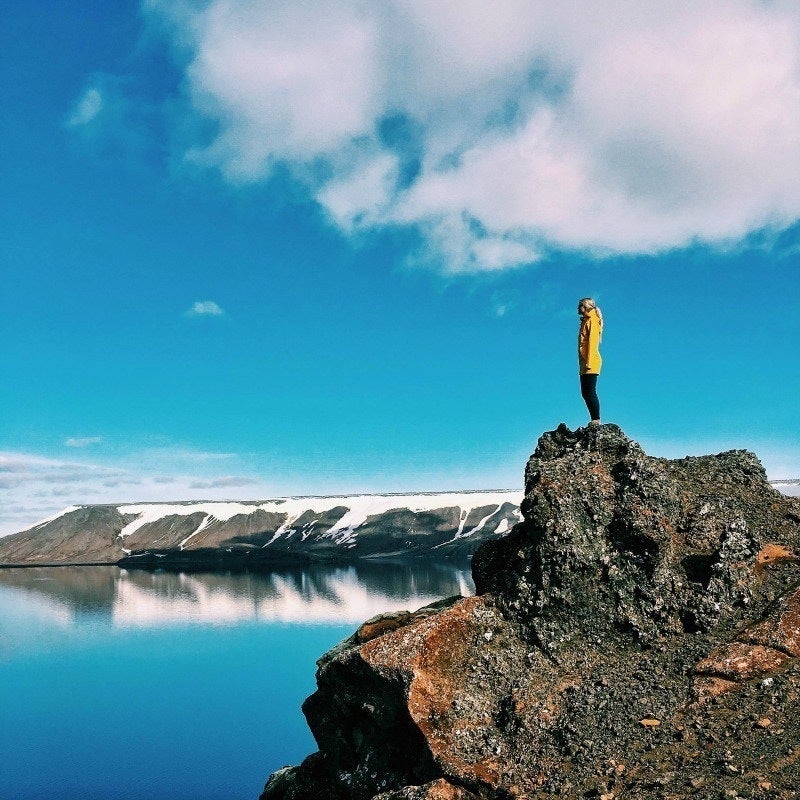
[473,423,797,649]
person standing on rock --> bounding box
[578,297,603,425]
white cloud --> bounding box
[317,153,399,231]
[187,300,224,316]
[0,448,272,537]
[0,452,128,534]
[66,87,104,127]
[143,0,800,271]
[179,0,384,180]
[65,436,103,448]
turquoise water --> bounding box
[0,563,472,800]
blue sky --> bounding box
[2,1,799,534]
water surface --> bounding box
[0,562,473,800]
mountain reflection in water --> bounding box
[0,561,474,800]
[0,561,475,628]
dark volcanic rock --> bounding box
[261,424,800,800]
[473,423,799,649]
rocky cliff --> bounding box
[261,424,800,800]
[0,491,522,567]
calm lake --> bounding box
[0,562,474,800]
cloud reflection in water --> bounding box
[0,562,475,631]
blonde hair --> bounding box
[579,298,603,327]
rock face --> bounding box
[0,492,522,566]
[261,425,800,800]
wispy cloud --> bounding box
[186,300,224,317]
[0,452,130,531]
[65,436,103,448]
[135,447,237,464]
[189,476,261,489]
[0,448,271,538]
[64,73,158,161]
[490,292,516,319]
[66,87,103,127]
[144,0,800,272]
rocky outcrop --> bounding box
[0,492,522,567]
[261,424,800,800]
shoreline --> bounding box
[0,551,472,571]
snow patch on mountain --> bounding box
[31,506,82,529]
[116,490,523,547]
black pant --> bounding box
[580,374,600,421]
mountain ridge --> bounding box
[0,490,524,568]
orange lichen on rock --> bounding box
[374,778,478,800]
[755,543,799,569]
[695,642,788,681]
[693,587,800,698]
[358,595,513,790]
[741,587,800,657]
[357,611,416,644]
[470,758,505,786]
[692,675,738,699]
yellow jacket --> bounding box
[578,308,603,374]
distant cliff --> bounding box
[0,491,522,567]
[261,424,800,800]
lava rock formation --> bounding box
[261,425,800,800]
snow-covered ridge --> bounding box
[0,491,524,565]
[116,490,523,547]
